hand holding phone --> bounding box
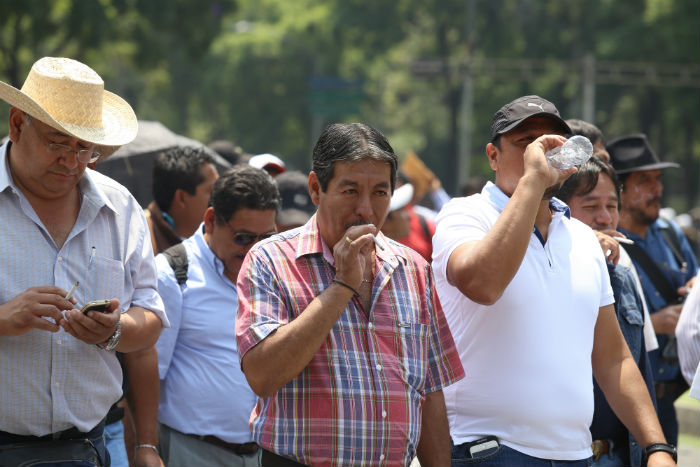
[81,299,112,315]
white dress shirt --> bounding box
[0,142,166,435]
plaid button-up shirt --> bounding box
[236,216,464,467]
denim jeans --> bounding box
[0,422,109,467]
[451,439,592,467]
[104,420,128,467]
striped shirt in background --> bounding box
[0,142,166,436]
[236,216,464,467]
[676,282,700,387]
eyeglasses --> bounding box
[27,119,100,163]
[232,231,275,246]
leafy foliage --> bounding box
[0,0,697,209]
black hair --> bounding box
[312,123,397,193]
[210,165,281,224]
[152,146,216,212]
[566,119,605,145]
[555,155,620,203]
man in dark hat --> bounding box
[433,96,676,466]
[609,134,698,446]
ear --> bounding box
[8,108,27,143]
[308,171,321,206]
[172,188,188,209]
[485,142,499,171]
[203,207,216,234]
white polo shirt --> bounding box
[432,181,614,460]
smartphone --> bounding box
[81,299,112,315]
[466,436,499,459]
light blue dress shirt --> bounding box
[156,225,257,443]
[0,142,166,436]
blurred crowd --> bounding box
[1,56,699,467]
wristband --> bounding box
[135,443,159,454]
[332,278,359,296]
[642,442,677,466]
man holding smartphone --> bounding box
[0,57,167,466]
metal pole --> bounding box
[582,54,596,123]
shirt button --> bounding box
[56,339,62,345]
[57,257,63,262]
[659,368,665,374]
[382,410,387,418]
[379,454,385,461]
[376,364,382,371]
[655,291,660,296]
[54,382,60,387]
[368,323,374,330]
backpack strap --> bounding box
[417,213,432,240]
[162,243,188,285]
[623,242,681,306]
[658,224,688,273]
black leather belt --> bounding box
[192,434,258,456]
[0,419,105,443]
[655,381,682,399]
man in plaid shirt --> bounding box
[236,123,464,467]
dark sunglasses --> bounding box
[233,231,275,246]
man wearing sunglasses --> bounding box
[236,123,464,467]
[154,165,280,467]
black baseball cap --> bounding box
[607,134,679,175]
[275,170,316,228]
[491,95,571,140]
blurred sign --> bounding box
[309,76,364,116]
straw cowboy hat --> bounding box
[0,57,138,158]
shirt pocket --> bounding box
[374,317,429,392]
[85,255,125,306]
[618,291,644,327]
[616,288,644,358]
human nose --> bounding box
[595,208,613,228]
[57,150,80,169]
[354,192,373,219]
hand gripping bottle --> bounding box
[545,135,593,170]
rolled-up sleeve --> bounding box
[125,205,168,328]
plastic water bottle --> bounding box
[545,135,593,169]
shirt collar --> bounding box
[482,180,570,219]
[0,141,118,215]
[0,142,15,193]
[295,214,405,267]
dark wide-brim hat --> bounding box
[491,95,571,140]
[606,134,679,174]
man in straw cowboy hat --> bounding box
[0,57,168,466]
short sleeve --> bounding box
[235,246,287,359]
[432,196,492,283]
[155,253,184,379]
[422,265,465,393]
